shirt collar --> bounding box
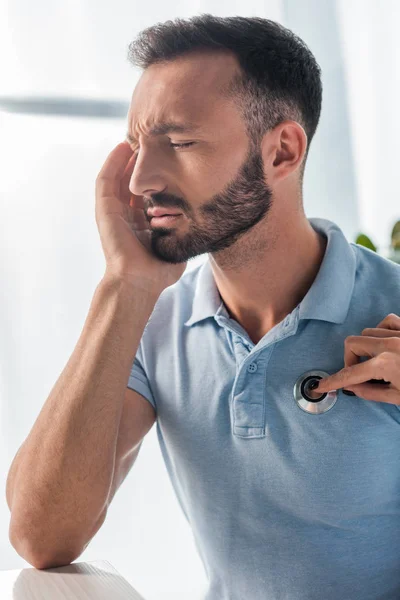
[184,218,357,328]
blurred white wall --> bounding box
[336,0,400,249]
[1,1,398,598]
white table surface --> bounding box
[0,560,147,599]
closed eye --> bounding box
[131,141,195,154]
[170,142,195,149]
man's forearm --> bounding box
[7,275,159,563]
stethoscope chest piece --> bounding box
[294,370,337,414]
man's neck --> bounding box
[209,216,327,344]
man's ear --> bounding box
[262,121,307,184]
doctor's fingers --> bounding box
[344,335,400,369]
[341,352,399,390]
[373,313,400,330]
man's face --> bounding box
[127,51,274,265]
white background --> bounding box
[1,1,399,598]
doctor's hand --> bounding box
[315,313,400,405]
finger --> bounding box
[343,330,400,368]
[362,328,400,338]
[120,152,138,205]
[130,191,146,211]
[341,334,392,383]
[345,382,398,405]
[316,352,386,393]
[374,313,400,330]
[120,151,146,212]
[96,142,134,201]
[344,335,389,363]
[132,210,150,231]
[344,336,363,369]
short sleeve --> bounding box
[127,343,157,412]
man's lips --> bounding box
[147,207,182,218]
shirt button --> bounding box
[247,362,258,373]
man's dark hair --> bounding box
[127,14,322,183]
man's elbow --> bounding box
[28,546,83,570]
[9,527,84,570]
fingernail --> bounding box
[308,380,319,390]
[342,389,356,396]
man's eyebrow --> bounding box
[126,121,200,144]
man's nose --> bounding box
[128,149,167,198]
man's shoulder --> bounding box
[350,242,400,303]
[351,242,400,279]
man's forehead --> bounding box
[125,119,202,144]
[127,92,206,141]
[127,86,209,136]
[126,54,240,141]
[127,90,221,142]
[129,51,237,112]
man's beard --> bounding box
[147,144,274,265]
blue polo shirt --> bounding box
[127,217,400,600]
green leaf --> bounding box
[355,233,377,252]
[391,220,400,250]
